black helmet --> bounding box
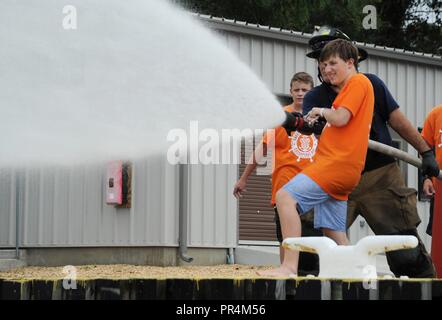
[306,25,368,62]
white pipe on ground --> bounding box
[283,235,418,278]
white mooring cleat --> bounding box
[282,235,418,279]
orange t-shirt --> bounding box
[263,106,318,204]
[422,104,442,166]
[302,73,374,200]
[421,104,442,277]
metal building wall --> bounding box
[0,168,16,247]
[0,158,237,248]
[188,164,238,248]
[218,32,318,94]
[0,157,179,247]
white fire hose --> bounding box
[368,139,442,179]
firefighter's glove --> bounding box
[421,150,440,178]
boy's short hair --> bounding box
[319,39,359,69]
[290,72,314,89]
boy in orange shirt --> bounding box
[259,39,374,277]
[233,72,316,262]
[421,104,442,277]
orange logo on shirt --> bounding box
[289,132,318,162]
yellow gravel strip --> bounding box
[0,264,275,281]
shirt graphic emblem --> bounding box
[289,132,318,162]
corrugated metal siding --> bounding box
[0,168,15,247]
[0,157,181,247]
[0,147,236,249]
[217,31,319,92]
[188,164,238,247]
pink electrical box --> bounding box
[106,161,123,205]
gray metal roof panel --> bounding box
[195,13,442,66]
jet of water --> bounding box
[0,0,284,166]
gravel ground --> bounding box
[0,264,275,281]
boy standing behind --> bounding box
[259,39,374,277]
[421,104,442,277]
[234,72,316,263]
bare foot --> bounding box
[256,266,297,278]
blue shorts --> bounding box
[282,174,347,232]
